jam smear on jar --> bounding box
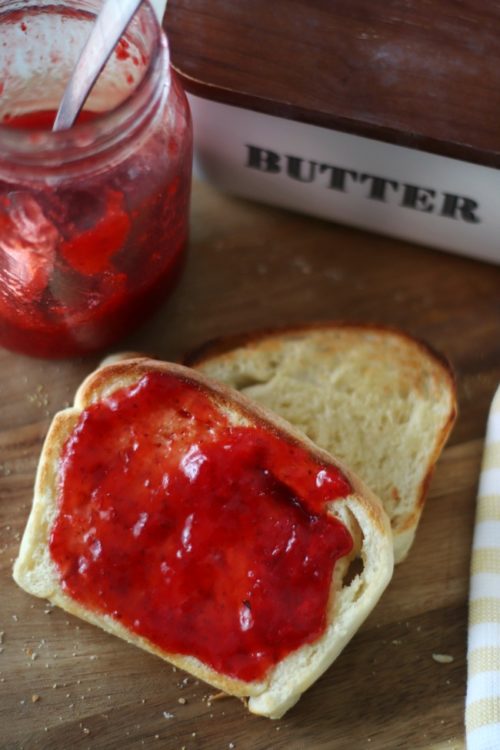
[49,372,353,682]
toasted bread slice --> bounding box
[187,324,457,563]
[13,358,393,719]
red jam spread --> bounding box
[49,372,353,681]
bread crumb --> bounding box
[82,728,90,736]
[432,653,454,664]
[27,385,49,409]
[163,711,175,720]
[392,639,402,645]
[31,694,40,703]
[178,697,187,705]
[154,735,160,740]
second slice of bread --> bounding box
[13,358,393,719]
[187,324,457,563]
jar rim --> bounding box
[0,0,168,169]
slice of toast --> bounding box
[187,324,457,564]
[13,358,393,719]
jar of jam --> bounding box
[0,0,192,358]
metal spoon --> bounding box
[53,0,144,132]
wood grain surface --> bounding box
[1,179,500,749]
[166,0,500,166]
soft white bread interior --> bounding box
[187,324,457,564]
[13,358,393,719]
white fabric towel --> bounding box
[466,386,500,750]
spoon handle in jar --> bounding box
[53,0,143,132]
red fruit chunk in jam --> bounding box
[60,189,130,275]
[50,372,353,682]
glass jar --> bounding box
[0,0,192,358]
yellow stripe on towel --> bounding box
[471,550,500,576]
[481,443,500,472]
[469,647,500,676]
[475,496,500,524]
[469,599,500,626]
[466,385,500,750]
[466,697,500,732]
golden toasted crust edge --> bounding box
[184,321,458,386]
[391,391,457,561]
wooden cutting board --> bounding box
[1,179,499,750]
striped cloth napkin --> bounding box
[466,385,500,749]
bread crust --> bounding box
[185,322,457,563]
[184,320,457,386]
[13,357,394,718]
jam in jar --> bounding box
[0,0,192,357]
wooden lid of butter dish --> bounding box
[165,0,500,168]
